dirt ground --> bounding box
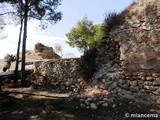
[0,84,160,120]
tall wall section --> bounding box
[93,0,160,105]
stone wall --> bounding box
[33,59,86,92]
[92,0,160,105]
[110,0,160,71]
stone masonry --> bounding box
[93,0,160,105]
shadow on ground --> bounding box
[0,86,159,120]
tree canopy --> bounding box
[66,17,104,52]
[0,0,62,27]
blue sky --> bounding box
[0,0,134,58]
[48,0,134,37]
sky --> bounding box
[0,0,134,59]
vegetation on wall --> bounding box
[80,47,97,81]
[103,12,124,34]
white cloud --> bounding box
[0,21,82,59]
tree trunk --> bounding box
[21,0,29,85]
[14,0,23,84]
[14,17,23,83]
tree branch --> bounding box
[0,12,16,16]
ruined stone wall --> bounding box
[33,59,86,92]
[111,0,160,71]
[92,0,160,105]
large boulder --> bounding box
[26,42,61,60]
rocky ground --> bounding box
[0,83,159,120]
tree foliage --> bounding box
[0,0,62,26]
[66,17,104,52]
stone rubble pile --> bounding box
[78,95,110,109]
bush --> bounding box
[103,12,124,33]
[81,47,97,81]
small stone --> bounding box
[118,79,125,85]
[102,79,106,83]
[156,99,160,104]
[80,103,85,107]
[90,103,97,110]
[144,86,158,91]
[153,82,160,86]
[138,72,146,77]
[125,72,132,76]
[93,79,98,84]
[80,99,84,102]
[73,88,78,92]
[85,101,90,106]
[120,25,125,29]
[156,88,160,93]
[117,87,122,92]
[100,84,107,89]
[153,78,160,86]
[123,83,130,90]
[126,94,134,99]
[98,96,103,100]
[106,62,112,68]
[112,104,116,108]
[105,81,113,87]
[141,26,151,31]
[152,73,159,78]
[146,77,154,81]
[97,101,104,105]
[132,23,140,28]
[130,81,138,87]
[144,81,153,86]
[150,109,155,112]
[80,94,86,99]
[103,98,108,101]
[87,98,92,102]
[86,106,90,109]
[112,82,117,89]
[102,103,108,107]
[141,77,146,81]
[130,86,139,92]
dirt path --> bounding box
[0,86,159,120]
[0,87,112,120]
